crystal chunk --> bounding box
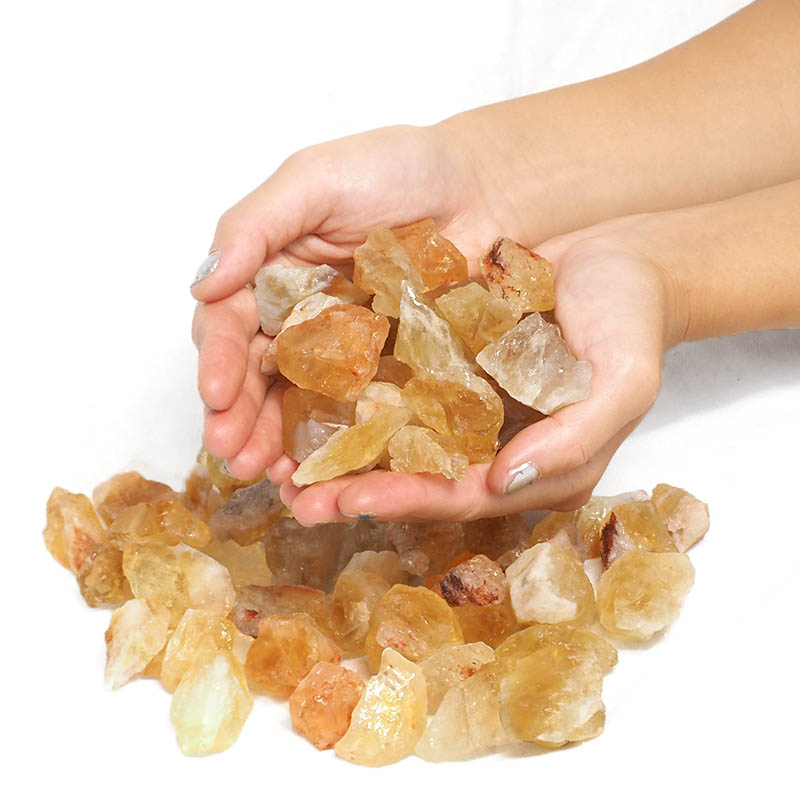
[208,478,284,546]
[440,554,506,606]
[355,381,408,425]
[600,500,677,569]
[420,642,495,712]
[232,584,332,638]
[195,538,272,590]
[329,570,391,657]
[92,471,174,525]
[388,425,468,480]
[77,543,131,608]
[393,218,468,291]
[480,237,555,314]
[651,483,710,552]
[43,487,107,574]
[108,499,211,549]
[282,387,355,463]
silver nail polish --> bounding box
[504,461,541,494]
[192,251,220,286]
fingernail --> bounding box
[503,461,541,494]
[221,461,232,477]
[192,251,220,286]
[340,511,376,520]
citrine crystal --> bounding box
[600,500,677,569]
[420,642,495,712]
[43,487,107,574]
[196,538,272,590]
[392,218,468,291]
[282,387,355,463]
[342,550,410,586]
[480,237,555,314]
[208,478,284,546]
[181,464,226,522]
[388,425,468,480]
[329,570,391,657]
[651,483,709,552]
[197,447,264,498]
[355,381,408,425]
[385,520,466,576]
[372,355,413,387]
[453,602,519,649]
[440,554,506,606]
[462,514,530,561]
[92,471,174,525]
[77,543,131,607]
[232,584,332,638]
[280,291,343,332]
[108,499,211,549]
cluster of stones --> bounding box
[255,219,592,485]
[43,448,708,762]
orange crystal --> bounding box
[232,584,332,638]
[77,543,131,607]
[453,602,519,649]
[282,387,355,462]
[373,355,413,387]
[107,499,211,549]
[329,569,391,657]
[92,471,174,525]
[392,218,468,292]
[388,425,468,480]
[43,487,107,574]
[208,478,285,546]
[480,236,555,314]
[600,500,677,569]
[651,483,709,552]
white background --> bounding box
[3,1,799,797]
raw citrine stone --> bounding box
[208,478,285,546]
[570,490,649,558]
[596,550,695,641]
[291,406,411,487]
[453,602,518,649]
[334,648,428,766]
[280,291,343,332]
[388,425,468,480]
[651,483,710,552]
[385,520,466,575]
[439,554,507,606]
[420,642,495,711]
[530,510,577,547]
[434,282,521,355]
[600,500,677,569]
[496,383,547,448]
[276,304,389,402]
[232,584,332,638]
[401,371,503,462]
[77,543,131,608]
[244,613,341,697]
[122,542,235,626]
[355,381,408,425]
[43,487,107,574]
[195,538,271,591]
[289,662,366,750]
[282,387,355,462]
[342,550,411,586]
[170,650,253,756]
[364,584,464,672]
[480,237,555,314]
[329,570,391,657]
[104,598,170,690]
[92,471,175,525]
[107,499,211,549]
[392,218,468,291]
[161,608,236,692]
[197,447,265,499]
[373,355,413,387]
[505,542,596,625]
[181,464,226,522]
[463,514,530,561]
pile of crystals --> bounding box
[255,220,592,484]
[43,448,708,762]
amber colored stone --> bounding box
[170,650,253,756]
[651,483,710,552]
[43,487,107,574]
[104,598,170,690]
[195,537,271,591]
[355,382,408,426]
[530,510,576,547]
[108,499,211,549]
[600,500,677,569]
[334,648,427,766]
[420,642,495,712]
[480,237,555,314]
[373,355,413,387]
[197,447,265,499]
[342,550,411,586]
[281,291,343,332]
[291,406,411,487]
[77,543,131,607]
[393,218,468,291]
[141,645,166,679]
[282,387,355,462]
[495,384,547,448]
[462,514,530,561]
[161,608,236,692]
[181,464,226,522]
[506,542,595,626]
[388,425,468,481]
[596,550,695,641]
[435,282,521,355]
[92,471,175,525]
[453,602,519,649]
[329,570,391,657]
[364,584,464,672]
[385,520,466,575]
[440,555,506,607]
[401,371,503,463]
[276,304,389,402]
[244,613,341,697]
[232,584,332,638]
[289,662,366,750]
[208,478,285,546]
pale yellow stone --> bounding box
[601,500,677,568]
[420,642,495,711]
[43,487,107,574]
[195,538,271,590]
[355,381,408,425]
[480,237,555,314]
[388,425,468,480]
[652,483,710,552]
[342,550,411,586]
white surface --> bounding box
[3,1,798,797]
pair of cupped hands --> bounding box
[191,126,672,526]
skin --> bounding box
[191,0,800,524]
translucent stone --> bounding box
[104,598,170,690]
[329,570,391,657]
[92,471,174,525]
[43,487,107,574]
[393,218,468,291]
[107,499,211,549]
[420,642,495,711]
[355,381,408,425]
[180,464,226,522]
[571,490,649,558]
[480,237,555,314]
[334,648,428,766]
[596,550,695,641]
[197,447,265,499]
[254,262,367,336]
[282,387,355,463]
[232,584,332,638]
[291,406,411,487]
[280,291,343,332]
[161,609,236,692]
[208,478,285,546]
[495,384,547,448]
[453,602,519,648]
[342,550,411,585]
[401,371,503,462]
[244,613,341,697]
[170,650,253,755]
[530,510,577,548]
[600,500,677,569]
[195,538,271,590]
[506,542,595,625]
[462,514,530,561]
[122,542,235,626]
[77,543,131,607]
[276,304,389,402]
[435,282,521,355]
[385,520,466,575]
[373,355,413,387]
[364,584,464,672]
[440,554,506,606]
[388,425,468,480]
[651,483,710,552]
[476,313,592,414]
[289,662,366,750]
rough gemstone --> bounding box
[181,464,226,522]
[373,355,413,387]
[480,237,555,314]
[495,384,547,448]
[108,499,211,549]
[280,291,343,332]
[232,584,332,638]
[476,313,592,414]
[334,648,428,766]
[104,598,170,690]
[208,478,285,546]
[43,487,107,574]
[571,490,649,558]
[434,282,521,355]
[364,584,464,672]
[462,514,530,561]
[355,381,408,425]
[600,500,677,569]
[289,662,366,750]
[506,542,595,625]
[440,555,506,606]
[195,538,272,590]
[388,425,468,481]
[170,650,253,755]
[282,387,355,463]
[342,550,411,586]
[596,550,695,641]
[385,520,466,576]
[392,218,468,291]
[329,570,391,657]
[244,613,341,698]
[92,471,174,525]
[651,483,710,552]
[291,406,411,487]
[453,602,519,649]
[77,543,131,607]
[276,304,389,402]
[420,642,495,711]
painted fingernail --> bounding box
[192,251,220,286]
[340,511,376,520]
[503,461,541,494]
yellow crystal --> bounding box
[43,487,107,575]
[232,584,332,638]
[342,550,411,585]
[651,483,710,552]
[453,602,519,649]
[108,499,211,549]
[77,543,131,607]
[388,425,468,480]
[195,537,271,590]
[601,500,677,569]
[355,381,408,425]
[208,478,285,546]
[420,642,495,712]
[329,570,391,657]
[480,236,555,314]
[439,554,506,606]
[282,386,355,462]
[92,471,175,525]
